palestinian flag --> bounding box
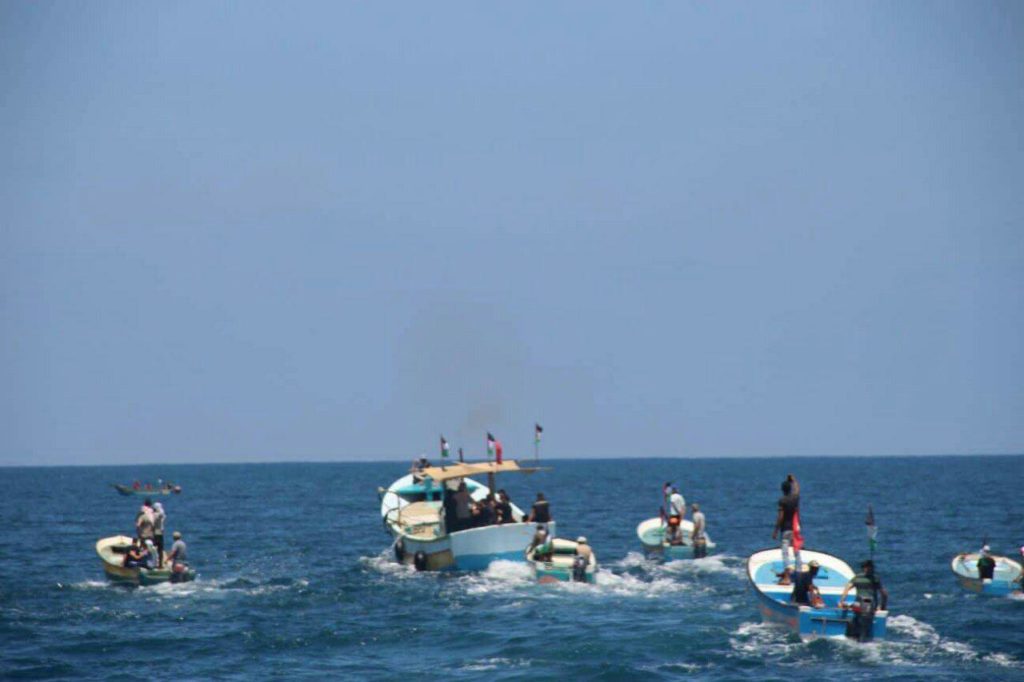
[535,423,543,444]
[866,505,878,552]
[440,435,450,460]
[792,510,804,552]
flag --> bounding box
[440,435,450,460]
[866,505,878,553]
[487,433,496,461]
[495,439,503,464]
[458,447,464,463]
[534,423,543,444]
[792,510,804,552]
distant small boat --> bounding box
[527,538,598,584]
[96,535,195,586]
[951,553,1023,596]
[112,484,181,496]
[746,547,888,641]
[636,517,716,560]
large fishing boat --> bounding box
[378,460,551,571]
[746,548,888,641]
[951,552,1023,596]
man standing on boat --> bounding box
[668,485,686,522]
[691,503,708,558]
[528,492,552,530]
[772,474,802,571]
[839,559,888,641]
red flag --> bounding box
[792,510,804,551]
[495,440,503,464]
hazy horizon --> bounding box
[3,2,1022,466]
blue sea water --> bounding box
[1,456,1022,680]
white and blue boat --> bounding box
[636,517,716,560]
[951,553,1023,596]
[379,460,552,572]
[746,548,889,641]
[527,537,598,584]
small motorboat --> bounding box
[96,535,195,586]
[746,547,888,641]
[527,537,597,584]
[636,517,716,560]
[951,553,1023,596]
[113,483,181,496]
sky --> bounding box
[1,2,1022,466]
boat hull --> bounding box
[391,522,550,571]
[114,485,179,496]
[747,547,887,641]
[951,554,1023,596]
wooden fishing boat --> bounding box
[96,535,195,586]
[379,460,553,571]
[527,537,598,584]
[636,516,716,560]
[113,484,181,496]
[746,547,888,641]
[951,553,1023,596]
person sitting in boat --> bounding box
[527,493,552,528]
[976,546,997,580]
[665,515,684,545]
[470,498,495,527]
[790,560,823,607]
[410,456,431,473]
[167,531,188,572]
[132,480,141,490]
[529,525,553,562]
[775,566,794,585]
[691,503,708,558]
[497,490,514,524]
[123,539,146,568]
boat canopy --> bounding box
[417,460,541,483]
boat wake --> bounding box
[727,615,1021,669]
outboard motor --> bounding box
[845,596,875,642]
[393,538,406,563]
[413,550,428,572]
[571,555,588,583]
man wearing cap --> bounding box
[976,545,996,580]
[575,536,593,561]
[167,531,188,572]
[790,560,822,606]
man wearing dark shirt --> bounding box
[790,560,821,606]
[771,475,802,571]
[528,492,552,525]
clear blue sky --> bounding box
[2,2,1022,465]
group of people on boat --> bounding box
[127,498,188,574]
[440,479,553,534]
[131,479,180,493]
[660,482,709,557]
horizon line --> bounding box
[1,451,1021,469]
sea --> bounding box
[1,456,1021,680]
